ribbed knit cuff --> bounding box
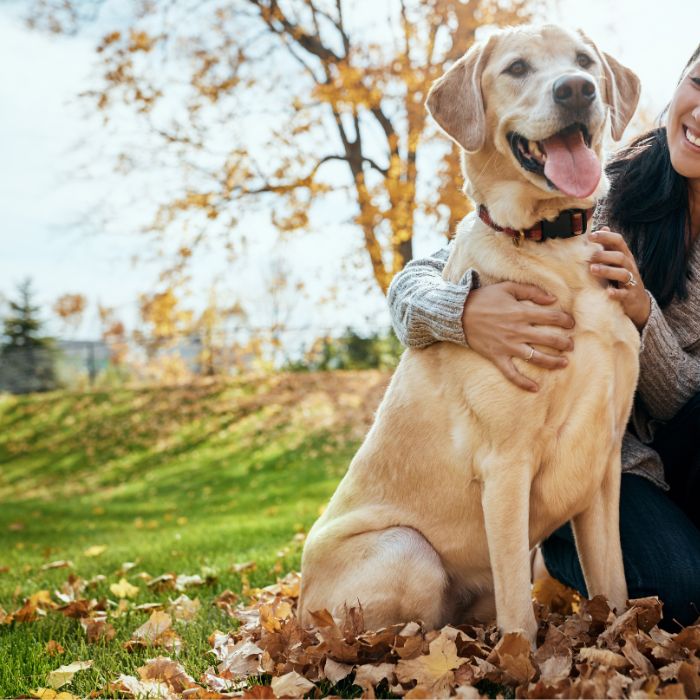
[638,291,664,355]
[408,268,479,348]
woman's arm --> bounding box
[387,245,575,392]
[636,293,700,421]
[387,247,478,348]
[587,226,700,422]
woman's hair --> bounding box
[603,43,700,308]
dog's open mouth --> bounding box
[507,123,601,199]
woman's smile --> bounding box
[683,124,700,151]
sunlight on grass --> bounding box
[0,372,388,697]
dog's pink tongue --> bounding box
[543,129,601,198]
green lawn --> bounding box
[0,371,388,697]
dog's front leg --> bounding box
[481,463,538,646]
[571,450,628,614]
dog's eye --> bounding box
[505,59,529,77]
[576,53,593,69]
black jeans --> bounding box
[541,393,700,629]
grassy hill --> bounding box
[0,371,389,697]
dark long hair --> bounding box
[604,44,700,308]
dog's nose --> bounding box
[553,75,596,111]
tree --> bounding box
[2,279,51,351]
[0,279,56,392]
[28,0,537,295]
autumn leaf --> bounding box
[126,611,182,653]
[578,647,631,669]
[397,631,462,697]
[215,638,263,677]
[175,574,205,591]
[270,671,315,698]
[110,578,140,599]
[80,616,117,644]
[83,545,107,557]
[532,575,580,615]
[486,632,537,685]
[107,674,172,699]
[132,611,171,642]
[29,590,56,609]
[46,660,93,689]
[322,658,353,684]
[41,560,73,571]
[353,663,396,691]
[169,594,200,623]
[30,689,80,700]
[137,656,197,693]
[46,640,65,657]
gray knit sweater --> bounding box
[388,234,700,491]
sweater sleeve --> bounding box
[636,291,700,421]
[387,246,479,349]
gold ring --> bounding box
[623,271,637,287]
[525,346,535,362]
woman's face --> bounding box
[667,58,700,181]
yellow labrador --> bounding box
[299,25,641,645]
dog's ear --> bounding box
[426,39,492,153]
[579,31,641,141]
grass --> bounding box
[0,371,389,697]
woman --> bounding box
[388,44,700,629]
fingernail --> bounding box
[590,231,598,239]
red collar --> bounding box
[477,204,594,245]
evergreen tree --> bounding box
[1,279,48,351]
[0,279,56,392]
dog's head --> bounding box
[426,25,640,225]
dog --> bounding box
[298,24,641,646]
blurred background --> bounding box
[1,0,696,391]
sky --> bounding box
[0,0,697,342]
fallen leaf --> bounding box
[46,640,65,656]
[132,611,172,642]
[270,671,315,698]
[397,631,462,697]
[138,656,197,693]
[83,545,107,557]
[41,561,73,571]
[577,646,630,669]
[148,574,176,591]
[487,631,537,685]
[213,590,238,617]
[353,662,396,691]
[232,561,257,574]
[216,638,263,677]
[175,574,205,591]
[110,578,140,599]
[81,616,117,643]
[30,689,80,699]
[323,657,353,684]
[47,660,93,689]
[108,674,174,699]
[29,590,56,609]
[169,594,201,623]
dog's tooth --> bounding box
[529,140,541,156]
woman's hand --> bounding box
[462,282,575,393]
[589,227,651,330]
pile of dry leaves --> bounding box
[6,570,700,699]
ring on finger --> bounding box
[524,345,535,362]
[622,270,637,288]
